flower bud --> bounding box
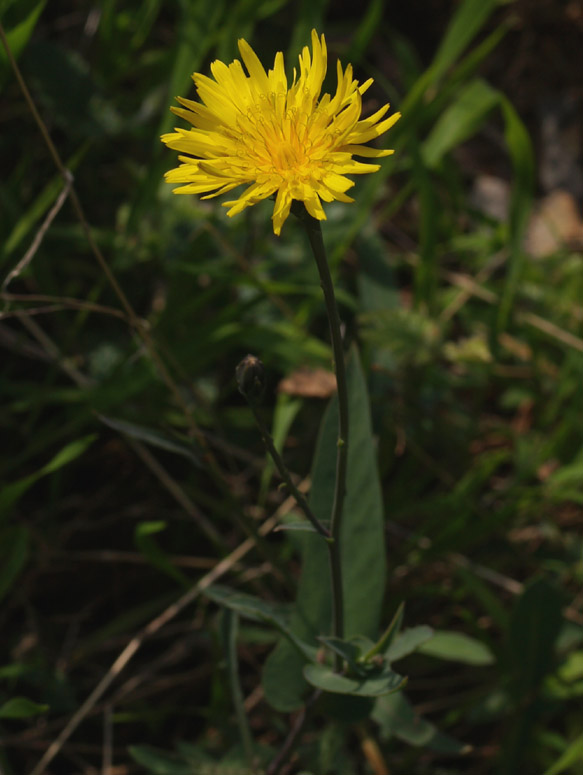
[236,355,266,405]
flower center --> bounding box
[235,98,330,184]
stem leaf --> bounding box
[303,663,406,698]
[263,347,386,710]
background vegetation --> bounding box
[1,0,583,773]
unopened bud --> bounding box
[236,355,266,405]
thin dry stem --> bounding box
[2,172,73,294]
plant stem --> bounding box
[250,405,330,539]
[300,209,349,657]
[225,612,255,766]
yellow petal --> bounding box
[303,191,326,221]
[348,111,401,144]
[238,38,270,94]
[272,187,293,235]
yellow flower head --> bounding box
[161,30,400,235]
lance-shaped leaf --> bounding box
[204,585,317,663]
[304,663,406,698]
[263,348,387,711]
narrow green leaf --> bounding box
[543,733,583,775]
[345,0,384,64]
[506,578,563,697]
[204,585,317,664]
[263,348,386,711]
[302,345,387,635]
[129,0,163,49]
[98,415,201,466]
[40,434,97,475]
[0,663,33,680]
[0,435,96,519]
[261,641,307,714]
[401,0,500,116]
[497,96,535,333]
[318,636,367,674]
[456,565,509,630]
[362,603,405,662]
[419,630,494,666]
[411,139,439,308]
[273,521,328,534]
[386,626,435,663]
[422,79,500,168]
[134,522,190,587]
[0,526,29,601]
[0,697,49,719]
[356,230,400,315]
[129,0,227,227]
[219,611,254,764]
[431,0,500,82]
[0,0,46,79]
[129,746,194,775]
[304,663,405,698]
[372,692,469,753]
[2,144,88,260]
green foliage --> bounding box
[0,435,96,517]
[0,0,45,85]
[505,578,564,697]
[418,631,495,666]
[99,414,202,465]
[542,734,583,775]
[204,585,317,663]
[0,697,49,719]
[372,692,468,753]
[303,662,405,698]
[0,525,28,602]
[263,349,386,711]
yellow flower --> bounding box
[161,30,400,235]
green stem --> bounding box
[225,612,254,766]
[300,209,349,659]
[250,406,330,539]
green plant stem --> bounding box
[225,612,255,766]
[250,406,330,538]
[300,209,349,659]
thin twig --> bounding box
[18,314,93,388]
[2,172,73,294]
[440,250,507,322]
[102,705,113,775]
[519,311,583,353]
[55,550,232,570]
[250,404,329,538]
[0,294,129,322]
